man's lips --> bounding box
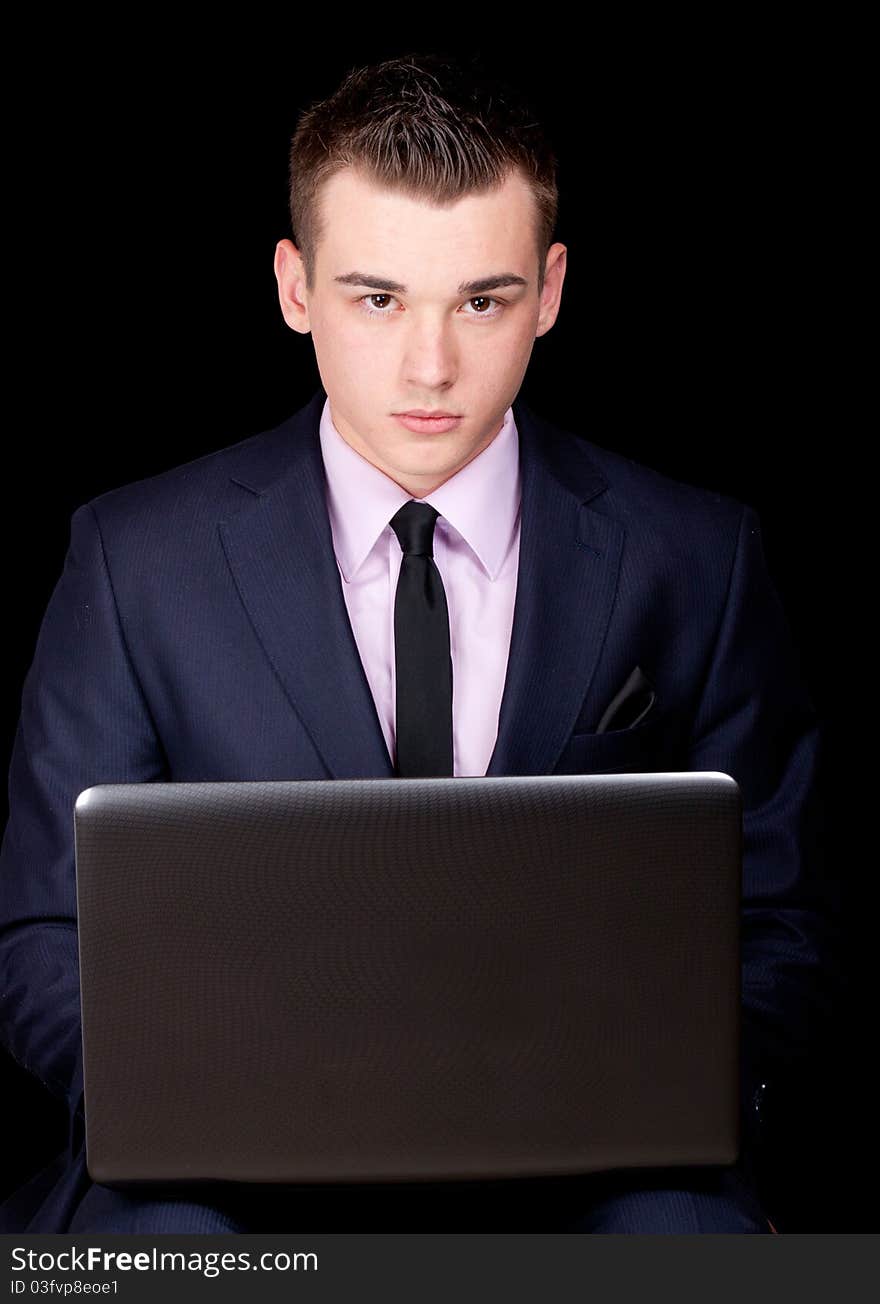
[393,412,463,433]
[391,409,464,435]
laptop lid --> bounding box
[73,772,742,1186]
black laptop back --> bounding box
[73,772,742,1186]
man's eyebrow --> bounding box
[333,272,529,295]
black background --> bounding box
[2,23,869,1230]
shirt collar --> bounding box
[319,397,520,581]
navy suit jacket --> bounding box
[0,385,837,1230]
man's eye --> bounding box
[361,293,396,314]
[356,294,503,319]
[464,296,500,315]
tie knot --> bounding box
[389,500,440,557]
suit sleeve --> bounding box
[686,502,840,1142]
[0,501,167,1138]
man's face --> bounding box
[274,166,566,497]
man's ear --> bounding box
[274,239,312,335]
[536,242,567,338]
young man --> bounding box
[0,52,835,1232]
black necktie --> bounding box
[389,500,454,777]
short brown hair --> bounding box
[287,51,559,298]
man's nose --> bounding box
[400,317,459,388]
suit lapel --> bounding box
[219,388,623,779]
[219,389,396,779]
[485,398,623,775]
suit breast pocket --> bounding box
[554,710,670,775]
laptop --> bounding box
[73,771,743,1187]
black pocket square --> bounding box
[595,665,657,734]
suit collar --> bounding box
[219,386,623,777]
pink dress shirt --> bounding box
[319,397,522,777]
